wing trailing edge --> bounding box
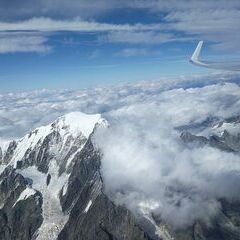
[189,41,240,71]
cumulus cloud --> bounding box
[91,76,238,228]
[95,117,240,227]
[96,85,240,228]
[95,103,240,227]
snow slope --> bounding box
[0,111,105,240]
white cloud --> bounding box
[93,79,240,227]
[0,32,51,53]
[0,17,162,32]
[103,31,174,44]
[95,116,240,227]
[0,18,169,52]
[117,48,156,57]
[164,9,240,52]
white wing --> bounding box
[190,41,240,71]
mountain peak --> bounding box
[0,111,105,169]
[53,112,103,138]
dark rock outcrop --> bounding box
[59,191,150,240]
[59,136,151,240]
[0,147,2,164]
[0,167,43,240]
[1,141,17,165]
[180,130,240,153]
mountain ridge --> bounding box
[0,111,151,240]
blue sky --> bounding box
[0,0,239,91]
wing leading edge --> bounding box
[190,41,240,71]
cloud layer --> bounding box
[0,72,239,139]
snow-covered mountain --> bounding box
[0,111,103,169]
[0,111,240,240]
[0,112,150,240]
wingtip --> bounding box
[191,41,204,62]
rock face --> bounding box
[0,141,17,165]
[181,130,240,153]
[0,112,150,240]
[0,167,43,240]
[0,147,2,163]
[59,137,150,240]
